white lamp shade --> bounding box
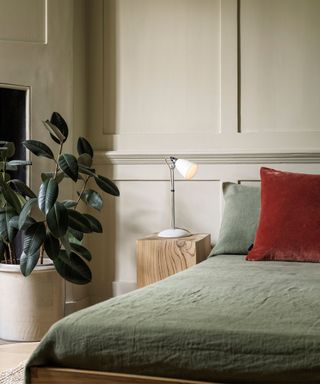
[175,159,198,179]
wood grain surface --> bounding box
[30,367,221,384]
[136,234,211,288]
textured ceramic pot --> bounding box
[0,262,64,341]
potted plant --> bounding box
[0,112,119,341]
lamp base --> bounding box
[158,228,192,238]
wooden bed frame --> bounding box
[30,367,221,384]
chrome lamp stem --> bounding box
[167,157,177,229]
[158,156,195,238]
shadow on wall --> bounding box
[86,171,118,304]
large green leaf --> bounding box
[20,250,40,277]
[19,198,37,230]
[3,164,17,171]
[6,209,17,242]
[46,202,68,238]
[16,192,26,208]
[78,165,96,177]
[0,178,23,213]
[11,215,35,231]
[77,137,93,157]
[50,112,69,143]
[8,179,36,198]
[67,209,92,233]
[94,175,120,196]
[23,221,46,257]
[43,120,66,144]
[53,250,92,284]
[7,160,32,167]
[41,172,64,184]
[0,207,16,241]
[23,140,54,159]
[70,243,92,261]
[79,189,103,211]
[0,141,15,159]
[60,234,71,255]
[67,227,83,242]
[38,178,58,214]
[58,154,78,182]
[44,232,60,260]
[62,200,77,208]
[83,213,103,233]
[8,215,19,230]
[77,153,92,168]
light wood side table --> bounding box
[136,233,211,288]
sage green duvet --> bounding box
[26,255,320,383]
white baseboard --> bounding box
[112,281,137,296]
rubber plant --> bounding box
[0,112,119,284]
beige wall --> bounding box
[86,0,320,303]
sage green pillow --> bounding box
[209,182,261,256]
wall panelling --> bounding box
[0,0,47,44]
[86,0,320,301]
[241,0,320,133]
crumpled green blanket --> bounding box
[25,255,320,383]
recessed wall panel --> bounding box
[116,0,221,134]
[0,0,46,43]
[241,0,320,133]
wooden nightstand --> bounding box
[136,233,211,288]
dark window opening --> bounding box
[0,87,27,182]
[0,87,28,260]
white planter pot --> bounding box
[0,262,65,341]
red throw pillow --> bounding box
[247,167,320,262]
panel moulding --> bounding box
[104,0,223,136]
[94,150,320,166]
[0,0,48,44]
[239,0,320,134]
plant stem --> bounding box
[54,142,63,179]
[2,157,6,181]
[8,243,13,264]
[12,244,17,264]
[40,245,45,264]
[74,176,90,210]
[3,244,8,264]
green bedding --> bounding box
[26,255,320,383]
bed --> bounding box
[26,254,320,384]
[27,168,320,384]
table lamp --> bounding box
[158,157,198,238]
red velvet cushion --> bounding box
[247,167,320,262]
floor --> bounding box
[0,341,38,372]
